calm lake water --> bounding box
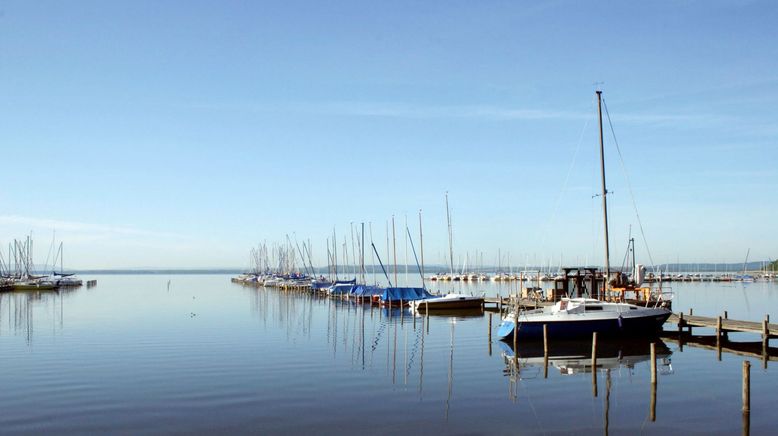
[1,274,775,434]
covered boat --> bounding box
[379,287,432,306]
[350,285,383,303]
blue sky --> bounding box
[1,1,776,269]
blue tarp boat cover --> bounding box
[380,287,432,302]
[351,285,383,297]
[329,284,355,295]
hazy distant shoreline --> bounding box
[67,262,775,275]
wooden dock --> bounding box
[668,312,776,338]
[666,311,775,366]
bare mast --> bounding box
[445,192,454,276]
[596,90,611,294]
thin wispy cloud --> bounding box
[183,99,727,126]
[0,215,188,241]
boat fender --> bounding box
[617,314,623,328]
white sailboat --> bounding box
[497,90,672,341]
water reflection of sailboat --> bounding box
[445,317,455,421]
[500,337,672,375]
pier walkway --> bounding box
[668,312,776,338]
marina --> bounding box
[2,1,776,434]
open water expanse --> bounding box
[1,274,776,435]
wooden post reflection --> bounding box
[742,360,750,412]
[605,369,611,435]
[717,316,723,361]
[650,342,657,422]
[592,332,598,397]
[650,381,657,422]
[543,324,549,379]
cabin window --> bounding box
[584,305,603,311]
[630,307,637,310]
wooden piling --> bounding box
[742,360,750,413]
[650,342,657,385]
[488,313,493,356]
[763,318,769,357]
[513,311,518,351]
[592,332,598,397]
[678,312,685,351]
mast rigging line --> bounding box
[601,97,657,272]
[540,95,596,251]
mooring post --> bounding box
[650,342,657,385]
[592,332,598,397]
[488,313,493,356]
[513,311,518,351]
[763,317,769,357]
[688,308,693,335]
[678,312,685,351]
